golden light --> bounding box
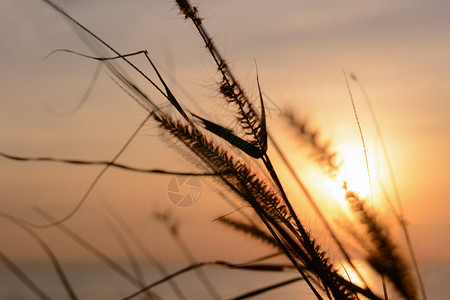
[337,261,366,288]
[326,142,386,209]
[323,176,348,209]
[339,150,372,198]
[336,259,383,292]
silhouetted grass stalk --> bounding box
[350,74,427,300]
[344,190,417,299]
[0,1,423,299]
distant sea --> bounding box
[0,261,448,299]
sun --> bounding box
[339,149,372,198]
[326,143,385,208]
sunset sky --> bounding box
[0,0,449,285]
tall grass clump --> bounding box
[0,0,426,299]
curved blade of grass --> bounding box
[43,0,195,127]
[47,48,191,124]
[123,260,298,300]
[192,113,263,158]
[43,60,102,117]
[41,1,166,111]
[230,277,303,300]
[142,51,191,123]
[255,67,267,153]
[122,262,207,300]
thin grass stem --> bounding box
[0,249,51,300]
[0,212,77,300]
[102,202,187,300]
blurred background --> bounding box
[0,0,449,298]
